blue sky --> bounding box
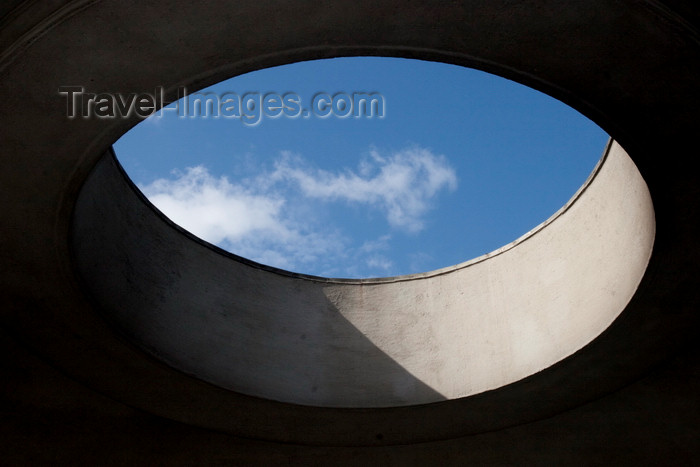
[114,57,607,278]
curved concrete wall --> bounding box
[72,140,654,407]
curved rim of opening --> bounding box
[111,139,611,285]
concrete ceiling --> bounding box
[1,0,698,464]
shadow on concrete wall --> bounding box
[71,150,445,408]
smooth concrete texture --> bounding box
[72,141,654,408]
[1,0,699,463]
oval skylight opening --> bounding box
[113,57,608,279]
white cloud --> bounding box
[269,146,457,232]
[138,145,457,277]
[142,166,285,244]
[140,166,344,272]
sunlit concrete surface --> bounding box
[72,141,654,408]
[1,0,699,463]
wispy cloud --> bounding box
[366,255,394,272]
[143,166,284,244]
[141,167,344,272]
[269,146,457,232]
[138,145,457,277]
